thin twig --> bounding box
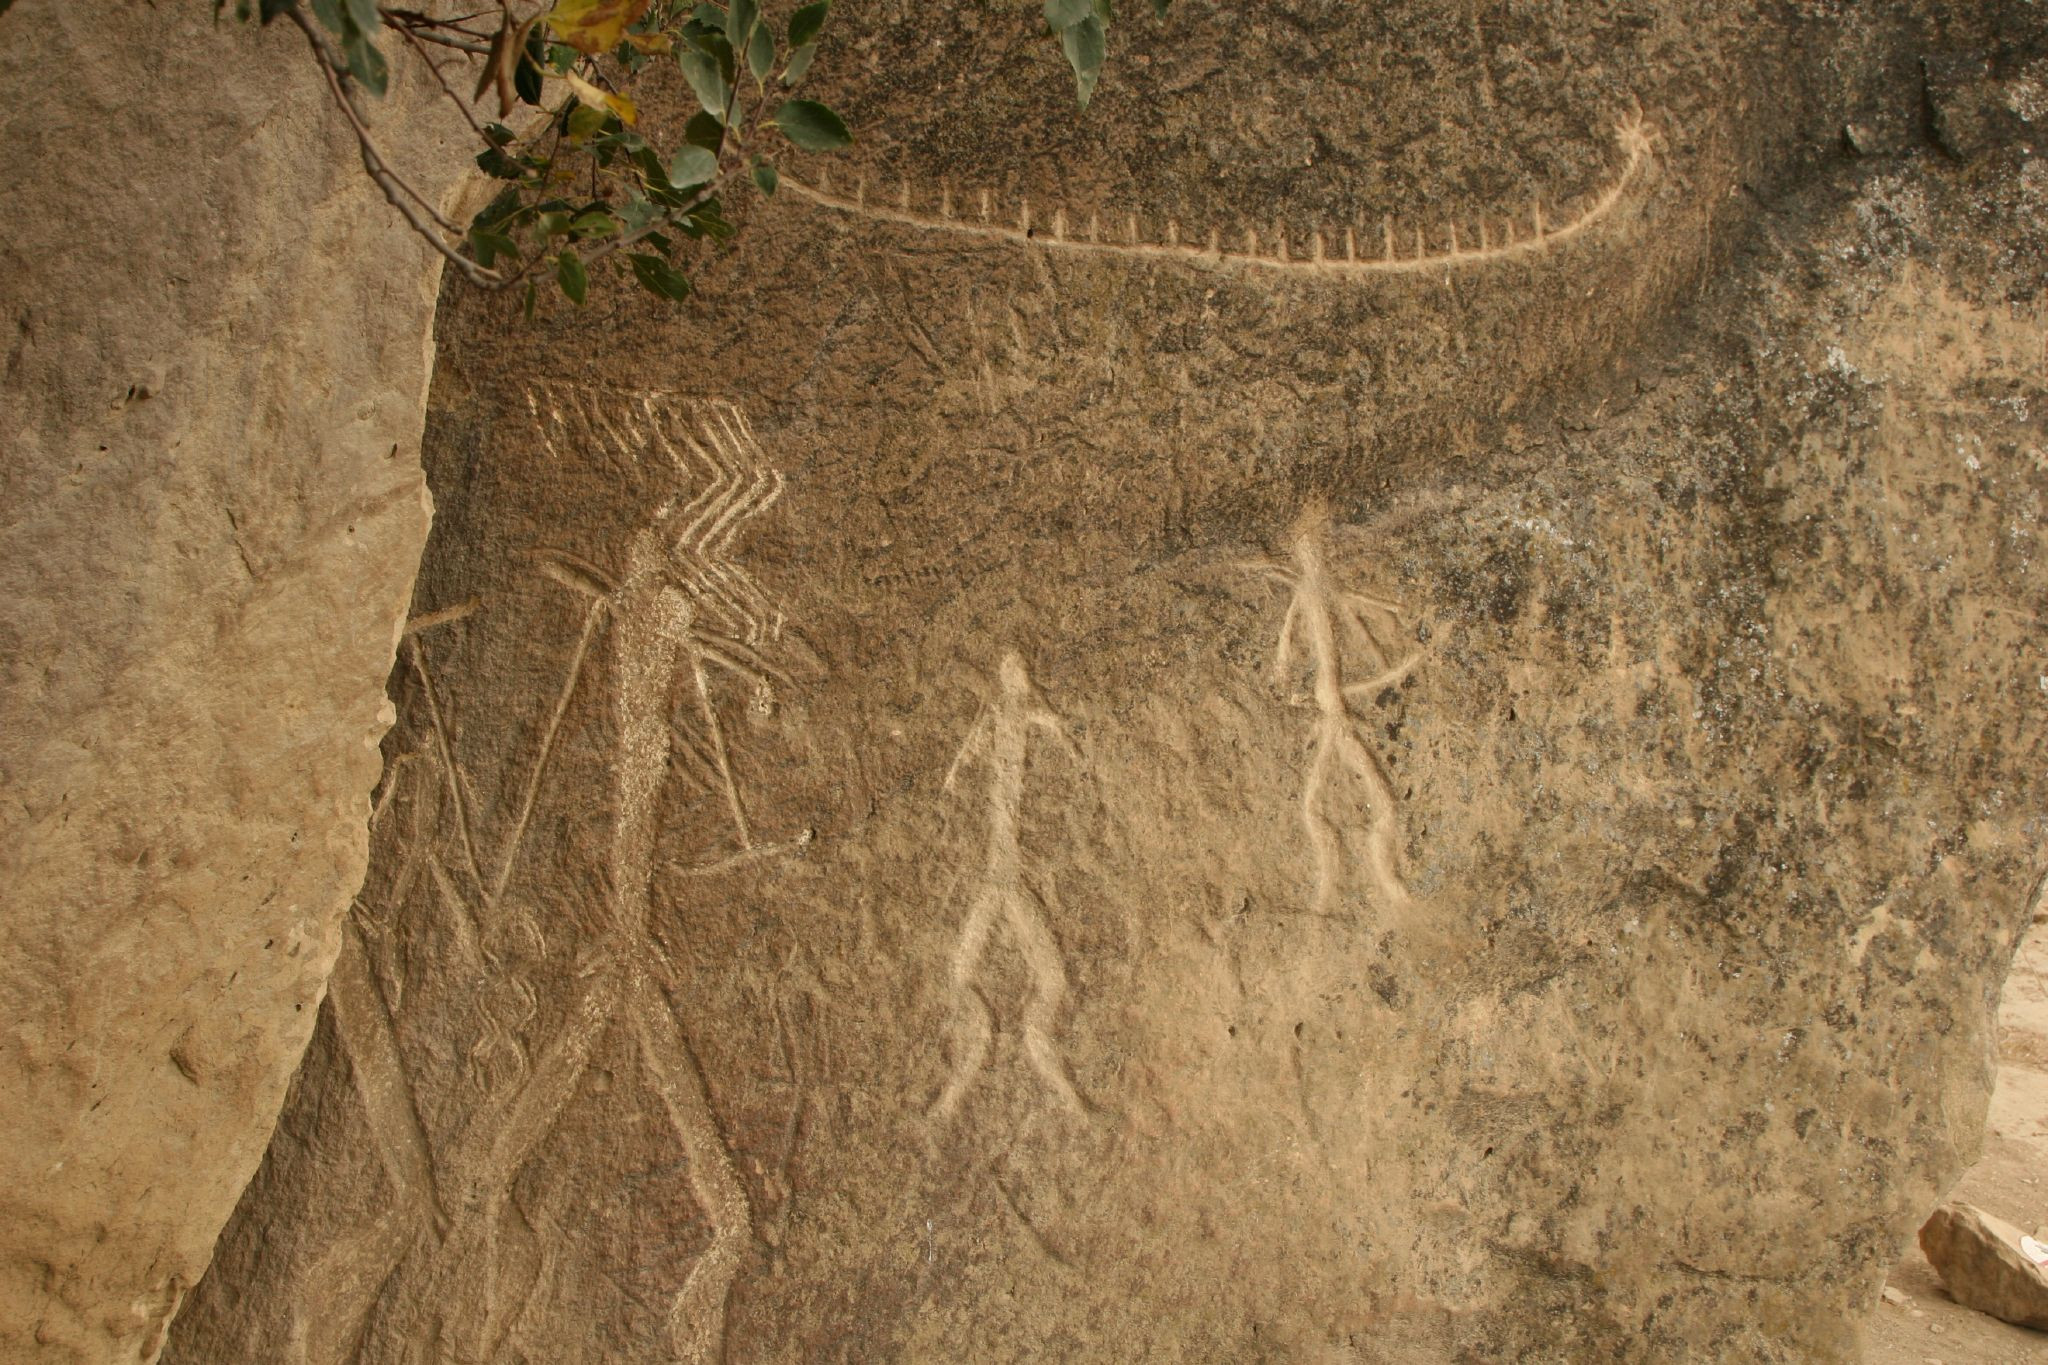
[380,8,496,53]
[579,165,746,272]
[392,20,494,144]
[287,8,504,287]
[389,24,493,54]
[296,2,770,299]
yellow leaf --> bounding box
[563,69,639,126]
[622,32,674,53]
[546,0,652,56]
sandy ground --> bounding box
[1868,905,2048,1365]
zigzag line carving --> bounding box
[786,115,1654,277]
[526,385,787,647]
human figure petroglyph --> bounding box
[787,114,1655,280]
[529,391,798,855]
[508,392,789,1358]
[931,652,1090,1122]
[288,396,799,1363]
[1247,504,1425,916]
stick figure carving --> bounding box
[529,388,795,857]
[292,393,798,1364]
[1247,504,1424,916]
[931,651,1089,1122]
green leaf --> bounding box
[1150,0,1170,14]
[468,226,518,267]
[476,147,525,179]
[342,30,389,96]
[677,198,735,240]
[629,253,693,301]
[1060,16,1104,108]
[772,99,851,151]
[752,159,779,195]
[781,42,817,86]
[484,122,517,147]
[746,22,774,84]
[515,26,547,104]
[1043,0,1093,28]
[684,110,726,153]
[567,103,608,139]
[474,185,524,229]
[787,0,829,47]
[618,193,661,232]
[534,210,573,239]
[309,0,345,34]
[523,281,538,321]
[342,0,379,34]
[556,251,588,304]
[692,2,725,25]
[571,210,621,237]
[725,0,756,45]
[668,145,719,187]
[679,37,733,119]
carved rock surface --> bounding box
[1918,1203,2048,1331]
[170,2,2048,1362]
[0,4,474,1360]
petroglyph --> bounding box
[282,397,802,1362]
[527,389,800,857]
[527,385,788,646]
[788,114,1655,279]
[931,652,1089,1122]
[1247,505,1424,915]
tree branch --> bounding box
[379,8,496,54]
[286,8,504,287]
[392,20,494,146]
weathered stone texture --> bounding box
[154,5,2048,1361]
[0,3,473,1359]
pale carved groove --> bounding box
[1246,505,1425,916]
[787,115,1655,278]
[931,652,1089,1123]
[291,393,801,1363]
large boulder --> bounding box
[162,4,2048,1362]
[0,3,474,1359]
[1919,1203,2048,1331]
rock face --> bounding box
[1918,1204,2048,1331]
[168,2,2048,1363]
[0,4,474,1360]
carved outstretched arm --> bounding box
[1273,594,1305,681]
[944,713,993,791]
[1028,708,1082,763]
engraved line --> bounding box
[330,922,449,1232]
[788,118,1653,278]
[403,599,480,637]
[488,596,607,907]
[629,966,753,1365]
[406,636,488,899]
[932,653,1088,1121]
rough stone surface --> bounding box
[1919,1204,2048,1332]
[168,2,2048,1363]
[0,3,474,1360]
